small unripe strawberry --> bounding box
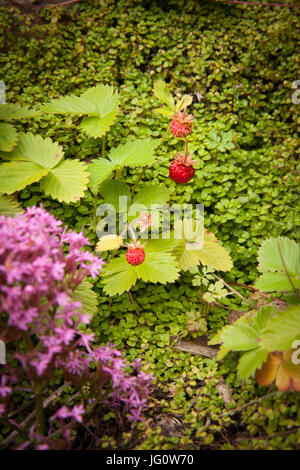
[126,244,145,265]
[170,110,193,138]
[169,153,197,184]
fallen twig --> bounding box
[214,274,256,308]
[173,336,219,359]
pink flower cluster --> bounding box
[93,347,153,421]
[0,207,153,448]
[0,206,104,380]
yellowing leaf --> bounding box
[0,193,23,215]
[256,350,300,392]
[178,229,233,272]
[255,352,281,386]
[276,350,300,392]
[96,234,123,252]
[197,230,233,271]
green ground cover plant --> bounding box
[0,0,299,450]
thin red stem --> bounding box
[184,138,189,164]
[229,281,287,304]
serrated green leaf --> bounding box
[260,305,300,352]
[176,94,193,111]
[217,344,231,360]
[178,229,233,272]
[132,185,171,208]
[238,349,268,379]
[88,159,116,191]
[0,161,49,194]
[0,123,18,152]
[43,85,118,115]
[257,237,300,274]
[102,245,180,296]
[172,238,186,262]
[71,279,98,316]
[252,306,276,333]
[179,249,202,270]
[153,79,175,111]
[80,112,116,138]
[102,255,137,296]
[0,133,64,169]
[255,272,300,293]
[209,311,254,347]
[42,85,119,137]
[40,159,88,203]
[135,251,180,284]
[220,323,259,351]
[0,193,23,215]
[0,103,38,120]
[154,107,174,117]
[108,138,158,167]
[284,294,300,305]
[99,179,131,212]
[43,93,95,115]
[81,86,118,119]
[196,230,233,271]
[145,238,180,254]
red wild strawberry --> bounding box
[169,152,197,184]
[126,243,145,266]
[170,110,193,138]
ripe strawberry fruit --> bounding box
[126,245,145,266]
[169,153,197,184]
[170,110,193,138]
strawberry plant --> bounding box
[0,102,38,214]
[0,100,90,204]
[0,102,37,152]
[35,81,233,297]
[210,236,300,391]
[0,132,89,203]
[153,79,197,184]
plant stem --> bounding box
[89,191,98,230]
[159,126,171,146]
[34,386,45,436]
[184,137,189,163]
[1,383,69,449]
[115,167,123,180]
[229,281,286,304]
[131,166,147,195]
[277,239,298,295]
[213,274,256,308]
[23,332,45,436]
[102,135,106,158]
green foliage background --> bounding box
[1,0,300,449]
